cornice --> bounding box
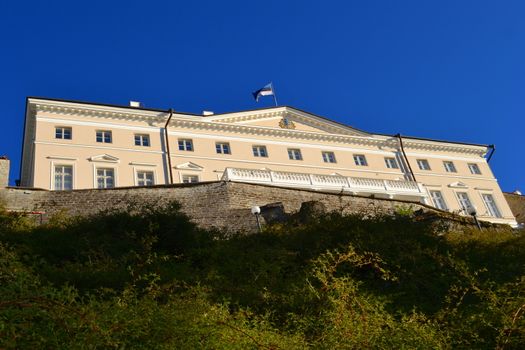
[170,118,388,147]
[29,98,168,125]
[210,107,368,137]
[27,98,487,156]
[401,139,486,156]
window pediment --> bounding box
[175,162,204,171]
[448,181,468,188]
[88,154,120,163]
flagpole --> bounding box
[271,82,278,106]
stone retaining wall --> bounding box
[0,157,9,188]
[0,181,448,233]
[504,192,525,225]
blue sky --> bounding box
[0,1,523,191]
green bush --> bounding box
[0,202,523,348]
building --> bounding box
[20,97,517,226]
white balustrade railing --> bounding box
[222,167,425,198]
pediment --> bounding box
[448,181,469,188]
[209,107,370,137]
[88,154,120,163]
[175,162,204,171]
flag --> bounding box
[252,83,274,102]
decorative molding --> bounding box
[46,156,78,161]
[448,181,469,188]
[31,99,167,125]
[29,99,487,156]
[35,141,164,155]
[174,162,204,171]
[279,117,296,129]
[88,154,120,163]
[129,162,157,167]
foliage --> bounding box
[0,202,524,349]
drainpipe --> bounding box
[486,144,495,163]
[164,109,174,184]
[396,133,416,182]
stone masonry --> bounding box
[0,157,9,188]
[0,181,474,233]
[504,192,525,225]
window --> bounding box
[417,159,431,170]
[353,154,368,166]
[137,171,154,186]
[96,168,114,189]
[482,194,502,218]
[322,151,337,163]
[134,134,150,147]
[468,163,482,175]
[288,148,303,160]
[216,142,231,154]
[182,175,199,183]
[456,192,473,213]
[96,130,112,143]
[252,145,268,157]
[443,161,457,173]
[55,127,72,140]
[178,139,193,151]
[54,165,72,190]
[384,157,399,169]
[430,191,448,210]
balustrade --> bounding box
[222,167,425,198]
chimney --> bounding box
[202,111,214,116]
[129,101,142,108]
[0,156,9,187]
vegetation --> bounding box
[0,202,524,349]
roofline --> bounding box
[25,96,490,149]
[26,96,185,115]
[378,133,489,149]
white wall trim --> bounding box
[129,162,157,167]
[414,172,497,182]
[169,153,406,176]
[35,141,164,154]
[46,156,78,161]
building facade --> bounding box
[20,97,517,226]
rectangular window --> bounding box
[96,130,112,143]
[430,191,448,210]
[96,168,114,189]
[137,171,154,186]
[417,159,431,170]
[322,151,337,163]
[134,134,150,147]
[55,127,72,140]
[252,145,268,157]
[215,142,231,154]
[353,154,368,166]
[482,194,502,218]
[288,148,303,161]
[468,163,482,175]
[54,165,73,190]
[178,139,193,151]
[456,192,473,213]
[384,157,399,169]
[443,161,457,173]
[182,175,199,183]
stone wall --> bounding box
[0,181,455,233]
[0,157,9,188]
[504,192,525,225]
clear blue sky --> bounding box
[1,1,523,191]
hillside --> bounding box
[1,202,524,349]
